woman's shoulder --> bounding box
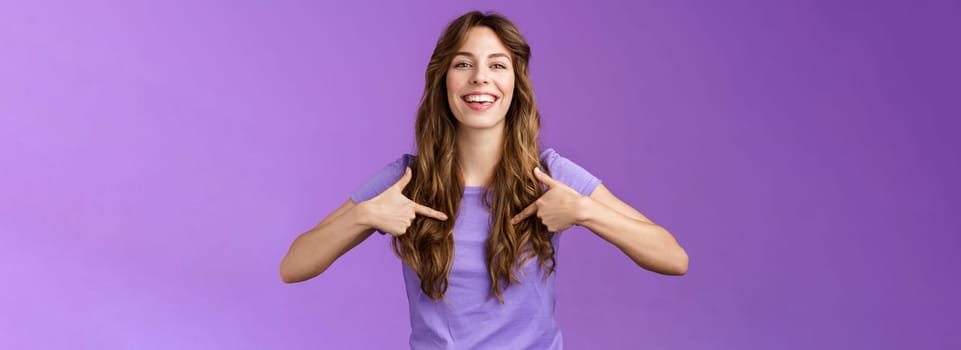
[350,152,417,203]
[392,153,417,168]
[369,152,418,181]
[539,147,560,164]
[539,146,602,196]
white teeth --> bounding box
[464,95,495,103]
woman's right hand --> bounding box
[359,167,449,236]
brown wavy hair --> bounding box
[393,11,554,303]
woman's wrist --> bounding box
[574,195,596,226]
[351,200,376,230]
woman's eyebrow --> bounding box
[454,52,512,61]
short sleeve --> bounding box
[540,148,602,196]
[350,154,416,203]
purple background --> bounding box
[2,1,959,349]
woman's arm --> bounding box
[279,167,449,283]
[577,184,688,275]
[279,199,376,283]
[511,168,688,275]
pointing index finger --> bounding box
[413,202,449,220]
[511,202,538,224]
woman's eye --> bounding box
[492,63,507,69]
[454,62,472,68]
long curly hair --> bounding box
[392,11,555,304]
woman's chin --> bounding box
[453,108,507,129]
[455,116,506,130]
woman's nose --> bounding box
[471,70,489,85]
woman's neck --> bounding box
[457,125,504,187]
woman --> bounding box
[280,11,688,349]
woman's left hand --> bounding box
[510,167,587,232]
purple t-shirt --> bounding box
[350,148,601,349]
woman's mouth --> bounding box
[462,93,498,111]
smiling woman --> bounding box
[279,10,688,349]
[446,27,515,124]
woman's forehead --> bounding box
[455,27,510,58]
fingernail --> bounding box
[535,167,541,173]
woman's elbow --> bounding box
[279,259,327,284]
[279,262,300,283]
[280,267,301,284]
[280,259,311,284]
[649,248,688,276]
[670,249,689,275]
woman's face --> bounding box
[446,26,515,130]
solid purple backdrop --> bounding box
[2,1,959,349]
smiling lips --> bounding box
[462,93,498,111]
